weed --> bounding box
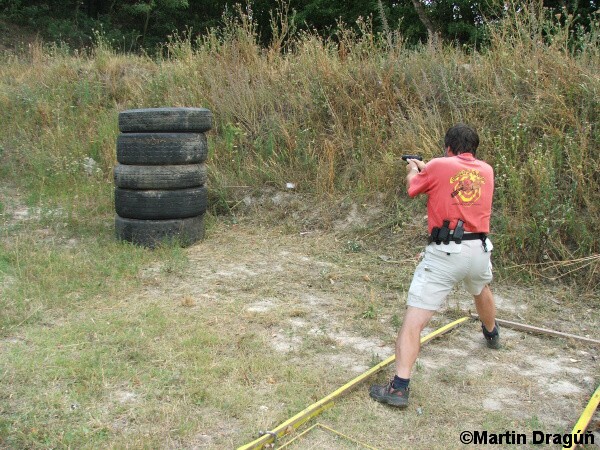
[361,304,377,320]
[369,352,383,367]
[345,240,363,253]
[527,415,543,429]
[415,359,423,372]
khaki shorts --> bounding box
[407,238,493,311]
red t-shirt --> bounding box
[408,153,494,234]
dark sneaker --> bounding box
[482,321,501,349]
[369,382,409,408]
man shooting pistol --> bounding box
[370,124,500,408]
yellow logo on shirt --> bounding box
[450,170,485,205]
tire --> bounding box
[114,186,207,220]
[119,107,213,133]
[116,133,208,165]
[114,163,207,190]
[115,215,205,248]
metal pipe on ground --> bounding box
[237,316,470,450]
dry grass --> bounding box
[1,5,598,286]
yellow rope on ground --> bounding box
[240,316,598,450]
[564,384,600,450]
[317,423,380,450]
[276,423,319,448]
[277,423,379,449]
[237,316,470,450]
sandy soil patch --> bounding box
[128,217,599,448]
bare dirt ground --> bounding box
[2,185,599,449]
[150,191,599,449]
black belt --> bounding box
[456,233,487,241]
[428,232,487,244]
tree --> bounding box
[116,0,188,46]
[1,0,597,50]
[410,0,440,42]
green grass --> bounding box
[0,212,202,448]
[0,224,271,448]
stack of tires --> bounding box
[114,107,213,248]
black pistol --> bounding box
[401,155,423,161]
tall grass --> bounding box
[0,4,598,285]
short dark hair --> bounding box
[444,124,479,156]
